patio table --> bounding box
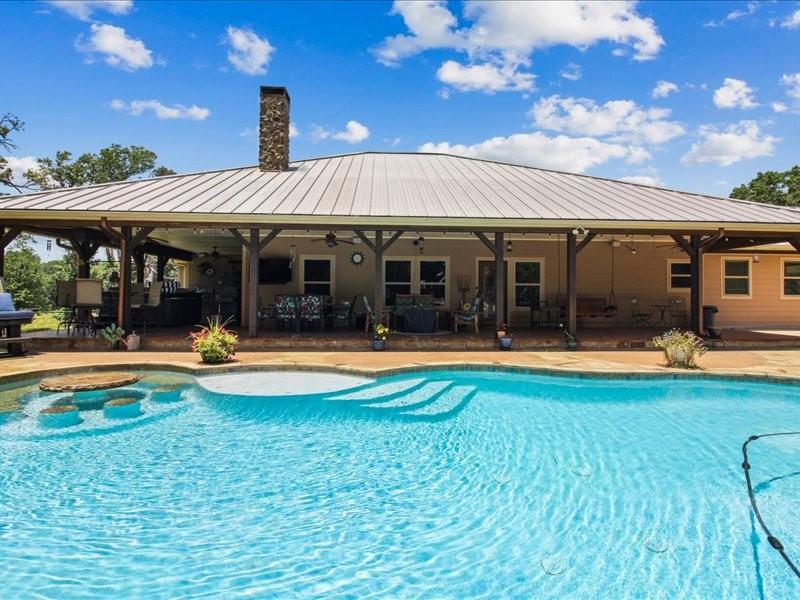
[651,303,669,327]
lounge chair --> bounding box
[0,291,33,356]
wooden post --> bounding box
[689,234,703,335]
[0,226,23,278]
[119,226,132,329]
[133,249,145,284]
[248,229,260,338]
[566,232,577,336]
[156,255,168,282]
[374,230,384,320]
[494,232,505,327]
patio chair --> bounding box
[629,297,653,327]
[453,295,482,334]
[300,294,325,331]
[72,279,103,336]
[275,294,299,330]
[55,279,76,335]
[257,299,275,330]
[132,281,162,332]
[330,293,358,329]
[667,296,687,328]
[0,291,33,356]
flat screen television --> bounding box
[258,257,292,284]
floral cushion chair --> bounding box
[275,294,299,330]
[300,294,325,331]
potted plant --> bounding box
[100,323,127,350]
[496,323,513,350]
[372,323,390,351]
[652,329,707,368]
[559,323,579,351]
[189,316,238,364]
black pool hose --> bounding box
[741,432,800,580]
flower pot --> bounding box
[372,338,386,351]
[565,340,579,351]
[673,347,690,368]
[498,336,513,350]
[126,332,140,351]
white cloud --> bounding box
[418,133,634,173]
[384,137,402,147]
[681,120,777,166]
[779,72,800,110]
[772,102,788,113]
[1,156,39,185]
[529,95,685,145]
[620,174,661,186]
[713,78,758,109]
[559,62,582,81]
[437,88,450,100]
[374,1,663,93]
[110,99,210,120]
[289,122,299,138]
[311,121,370,144]
[703,1,759,27]
[436,60,534,93]
[780,9,800,29]
[651,80,678,98]
[76,23,153,70]
[48,0,133,21]
[224,26,274,76]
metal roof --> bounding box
[2,152,800,229]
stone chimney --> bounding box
[258,86,290,171]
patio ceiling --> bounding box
[2,152,800,234]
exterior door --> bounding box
[477,260,508,323]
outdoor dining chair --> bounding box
[275,294,299,330]
[330,293,358,329]
[629,297,653,327]
[300,294,326,331]
[453,295,482,334]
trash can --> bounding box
[703,305,720,339]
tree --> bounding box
[730,165,800,207]
[5,249,50,310]
[0,113,26,193]
[25,144,174,190]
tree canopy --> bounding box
[0,113,25,193]
[730,165,800,207]
[25,144,175,190]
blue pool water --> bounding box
[1,369,799,599]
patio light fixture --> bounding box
[506,240,514,253]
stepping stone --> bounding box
[401,385,476,416]
[104,397,142,419]
[328,378,425,401]
[39,404,80,427]
[365,381,451,409]
[40,372,139,393]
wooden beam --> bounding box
[373,230,385,322]
[699,228,725,250]
[790,238,800,253]
[670,234,692,255]
[247,228,260,338]
[473,232,498,256]
[156,255,168,282]
[381,230,404,253]
[353,230,376,254]
[227,228,250,250]
[689,234,702,335]
[118,226,132,330]
[706,237,776,253]
[130,226,155,248]
[133,249,145,284]
[0,226,22,250]
[257,229,282,252]
[495,232,505,328]
[566,232,577,336]
[575,233,597,254]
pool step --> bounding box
[327,378,427,403]
[400,385,477,418]
[364,381,452,410]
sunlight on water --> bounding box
[1,369,799,599]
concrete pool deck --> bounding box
[3,349,800,384]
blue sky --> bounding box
[2,0,800,203]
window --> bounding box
[782,259,800,297]
[513,261,542,308]
[300,257,334,297]
[385,259,412,306]
[384,257,450,307]
[419,259,447,304]
[722,258,750,297]
[667,259,691,291]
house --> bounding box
[1,86,799,339]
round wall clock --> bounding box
[350,250,365,266]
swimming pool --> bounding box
[1,368,798,598]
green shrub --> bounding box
[189,317,238,364]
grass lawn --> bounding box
[22,312,60,333]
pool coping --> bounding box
[3,358,800,388]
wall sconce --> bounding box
[413,234,425,254]
[571,226,589,236]
[506,240,514,253]
[625,244,637,255]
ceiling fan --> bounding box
[310,231,355,248]
[197,246,226,262]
